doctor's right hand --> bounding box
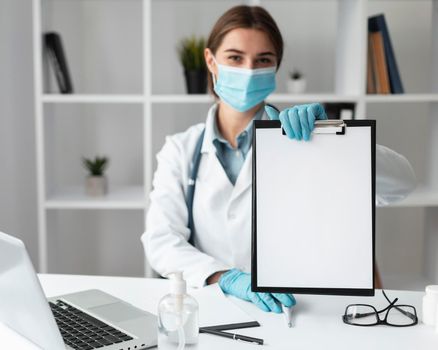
[218,268,296,313]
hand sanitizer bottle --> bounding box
[158,272,199,349]
[422,285,438,326]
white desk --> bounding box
[3,274,438,349]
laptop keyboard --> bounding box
[49,300,133,350]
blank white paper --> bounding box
[255,126,373,290]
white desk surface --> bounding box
[3,274,438,349]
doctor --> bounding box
[142,5,416,313]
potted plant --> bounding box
[82,156,109,197]
[178,36,207,94]
[287,69,307,94]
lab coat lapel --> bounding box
[230,149,253,203]
[229,108,267,203]
[200,150,234,192]
[199,103,234,191]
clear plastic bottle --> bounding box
[157,272,199,349]
[422,285,438,326]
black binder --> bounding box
[44,32,74,94]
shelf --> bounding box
[267,94,360,104]
[150,94,213,103]
[42,94,144,104]
[365,94,438,103]
[150,94,360,104]
[41,93,367,105]
[388,186,438,207]
[42,93,438,106]
[45,186,146,210]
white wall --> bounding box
[0,0,38,266]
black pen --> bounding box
[200,328,264,345]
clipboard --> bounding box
[251,119,376,296]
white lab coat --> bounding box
[141,104,416,288]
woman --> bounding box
[142,6,416,313]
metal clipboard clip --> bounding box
[313,120,346,135]
[280,119,346,136]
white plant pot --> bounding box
[85,176,107,197]
[287,79,307,94]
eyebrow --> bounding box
[224,49,276,57]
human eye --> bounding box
[228,55,242,63]
[256,57,274,65]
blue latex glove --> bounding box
[265,103,328,141]
[218,269,296,313]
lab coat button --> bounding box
[228,213,236,220]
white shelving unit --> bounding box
[45,186,146,210]
[365,93,438,103]
[42,94,145,104]
[33,0,438,288]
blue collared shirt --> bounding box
[212,107,264,185]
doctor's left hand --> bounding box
[265,103,328,141]
[218,269,296,313]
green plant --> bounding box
[82,156,109,176]
[178,36,206,71]
[290,69,303,80]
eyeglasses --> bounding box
[342,290,418,327]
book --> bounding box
[369,31,391,94]
[368,14,404,94]
[367,34,376,94]
[44,32,73,94]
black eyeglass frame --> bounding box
[342,290,418,327]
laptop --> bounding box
[0,231,157,349]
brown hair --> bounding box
[206,5,284,97]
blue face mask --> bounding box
[212,57,276,112]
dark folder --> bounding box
[44,32,74,94]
